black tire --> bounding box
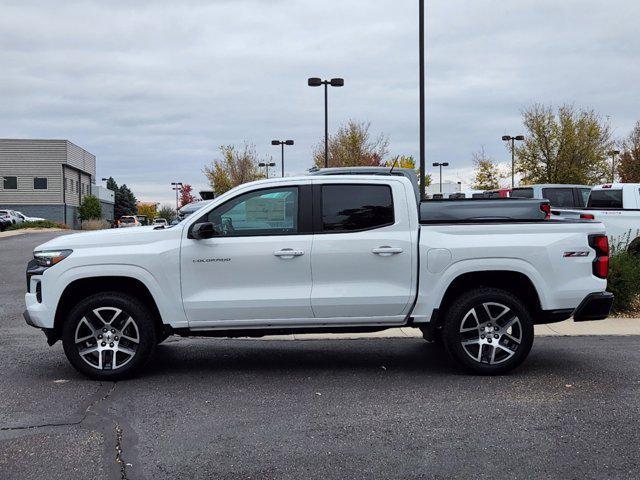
[62,292,157,380]
[441,287,534,375]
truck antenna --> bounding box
[389,156,399,174]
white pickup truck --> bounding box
[555,183,640,243]
[24,175,613,380]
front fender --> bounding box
[37,264,188,329]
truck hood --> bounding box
[34,226,181,251]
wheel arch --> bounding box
[432,270,542,327]
[53,276,165,341]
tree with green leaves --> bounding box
[78,195,102,220]
[204,144,265,197]
[515,104,613,185]
[157,205,176,222]
[618,120,640,183]
[116,184,138,218]
[471,147,504,190]
[313,120,389,168]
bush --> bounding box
[78,195,102,220]
[81,219,111,231]
[607,250,640,313]
[8,220,69,230]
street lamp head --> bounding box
[515,135,525,141]
[609,149,621,155]
[307,77,322,87]
[502,135,511,141]
[271,140,280,145]
[101,177,108,182]
[442,162,449,167]
[330,78,344,87]
[432,162,439,167]
[269,162,276,167]
[285,140,294,146]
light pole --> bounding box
[502,135,525,188]
[608,149,621,183]
[307,77,344,168]
[259,162,276,179]
[419,0,426,200]
[432,162,449,193]
[171,182,183,211]
[271,140,294,177]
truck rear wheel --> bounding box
[62,292,157,380]
[441,288,534,375]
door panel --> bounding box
[310,182,414,319]
[180,185,314,326]
[181,235,313,324]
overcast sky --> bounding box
[1,0,639,204]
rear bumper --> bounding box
[573,292,614,322]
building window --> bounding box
[34,177,48,190]
[3,176,17,189]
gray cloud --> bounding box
[1,0,638,203]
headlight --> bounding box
[33,249,73,267]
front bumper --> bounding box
[23,309,58,345]
[573,292,614,322]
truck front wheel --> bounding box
[62,292,157,380]
[441,288,534,375]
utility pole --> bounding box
[171,182,183,210]
[501,135,524,188]
[419,0,426,200]
[432,162,449,193]
[608,150,621,183]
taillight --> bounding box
[540,202,551,220]
[589,234,609,279]
[580,213,595,220]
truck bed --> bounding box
[420,198,548,223]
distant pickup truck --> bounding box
[511,184,592,209]
[24,174,613,380]
[555,183,640,242]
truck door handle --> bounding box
[372,246,403,256]
[274,248,305,259]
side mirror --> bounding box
[191,222,217,240]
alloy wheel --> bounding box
[459,302,522,365]
[74,307,140,371]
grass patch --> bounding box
[8,220,69,230]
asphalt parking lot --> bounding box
[1,232,639,479]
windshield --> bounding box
[588,189,623,208]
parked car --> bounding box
[24,174,612,380]
[118,216,140,228]
[0,209,23,225]
[556,183,640,241]
[511,184,592,208]
[0,213,11,231]
[14,211,46,222]
[135,215,149,226]
[152,218,169,227]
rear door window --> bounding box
[511,188,534,199]
[588,190,623,209]
[542,188,575,207]
[321,184,394,232]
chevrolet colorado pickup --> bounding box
[24,175,613,380]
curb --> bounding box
[0,228,66,239]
